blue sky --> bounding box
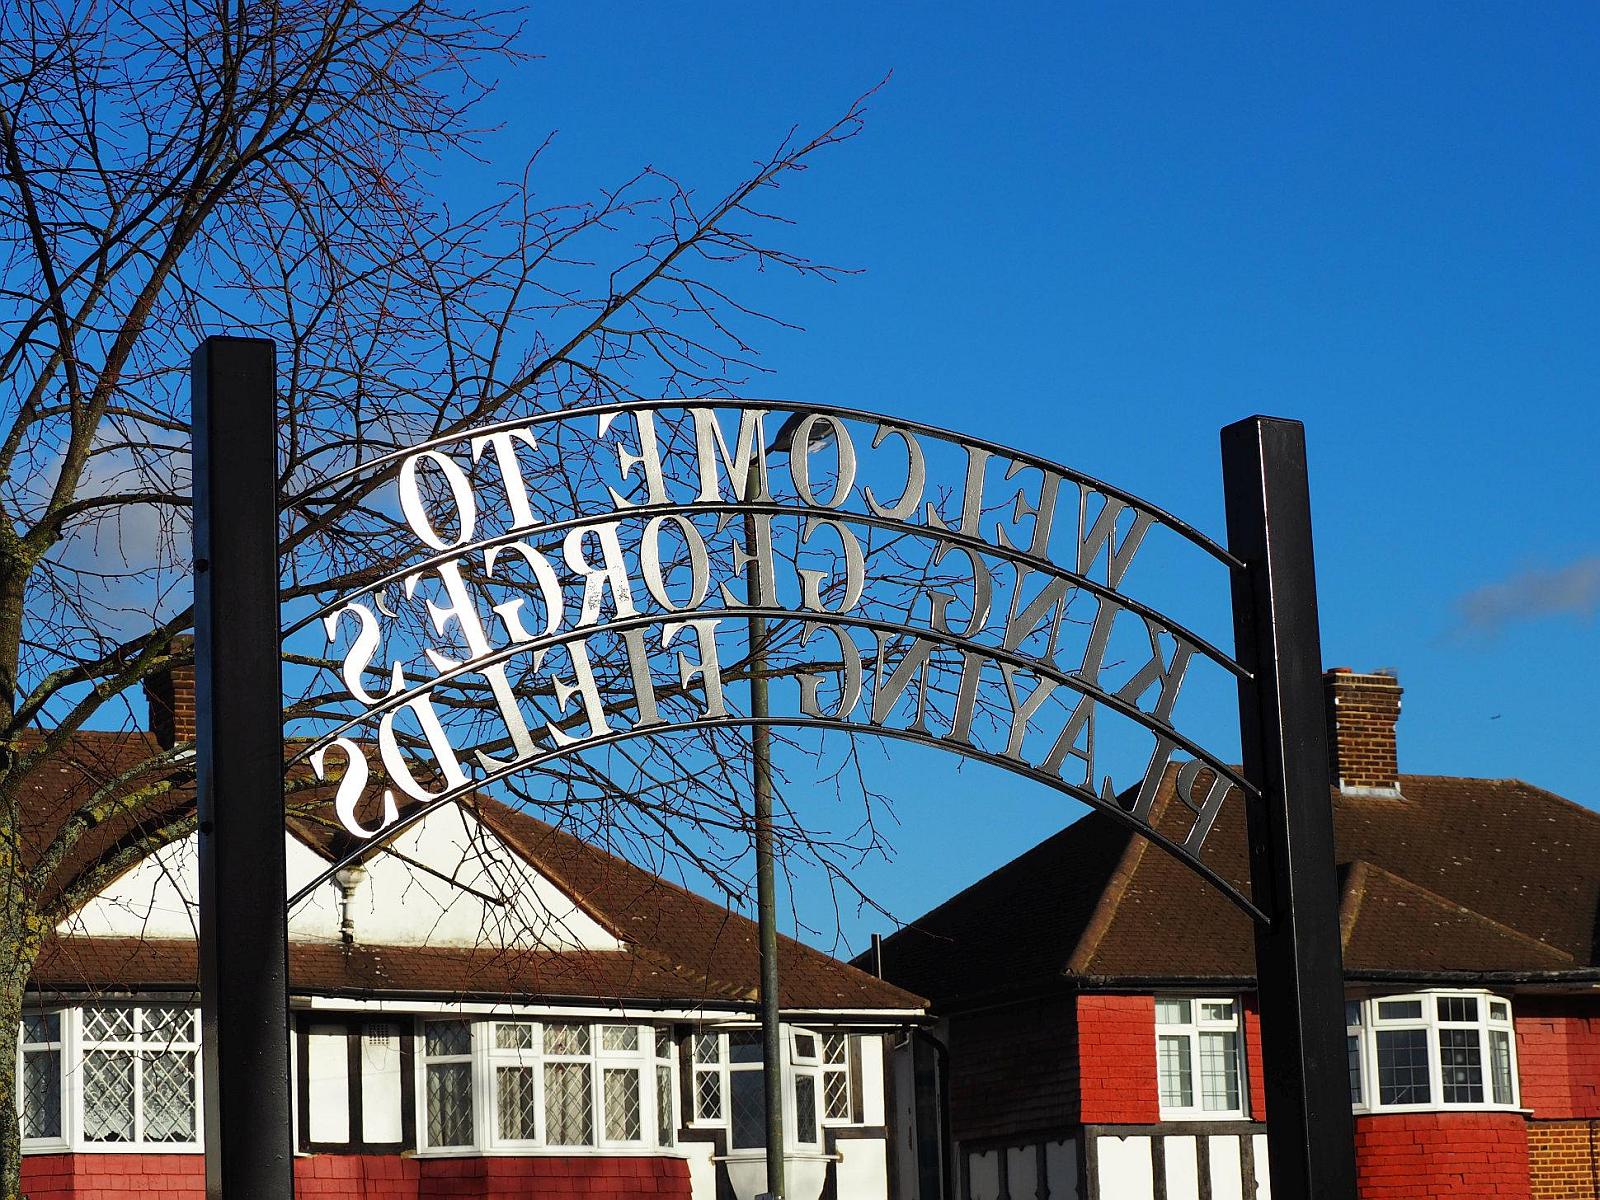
[437,4,1598,952]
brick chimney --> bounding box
[143,636,196,750]
[1324,667,1402,796]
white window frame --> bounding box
[17,1009,68,1152]
[654,1026,677,1148]
[1353,990,1519,1114]
[686,1025,851,1153]
[789,1029,823,1149]
[415,1017,672,1156]
[819,1031,853,1126]
[1154,996,1248,1120]
[73,1004,204,1152]
[420,1017,477,1151]
[1346,999,1365,1109]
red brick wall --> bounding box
[295,1155,422,1197]
[947,996,1078,1141]
[413,1157,690,1198]
[21,1153,204,1200]
[1353,1112,1530,1200]
[1077,994,1159,1125]
[1242,993,1267,1121]
[1527,1120,1600,1199]
[1324,668,1403,792]
[20,1154,691,1200]
[1519,999,1600,1119]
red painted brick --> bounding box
[1354,1113,1529,1199]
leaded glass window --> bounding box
[693,1032,722,1121]
[80,1006,198,1145]
[423,1020,474,1147]
[603,1068,641,1141]
[729,1062,765,1150]
[19,1011,63,1142]
[821,1032,852,1123]
[496,1067,538,1141]
[686,1026,844,1151]
[490,1022,538,1143]
[543,1061,593,1145]
[657,1065,675,1146]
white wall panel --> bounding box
[359,1023,403,1143]
[1163,1134,1200,1200]
[859,1034,885,1125]
[837,1138,888,1200]
[1096,1135,1154,1200]
[1252,1133,1271,1200]
[1208,1135,1244,1200]
[306,1024,349,1144]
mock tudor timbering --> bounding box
[1324,666,1403,795]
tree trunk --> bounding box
[0,907,42,1200]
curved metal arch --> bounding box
[282,397,1244,570]
[283,496,1249,682]
[285,711,1265,926]
[287,604,1257,804]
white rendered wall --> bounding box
[58,803,619,951]
[298,804,618,949]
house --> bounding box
[872,669,1600,1200]
[16,664,927,1200]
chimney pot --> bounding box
[1324,667,1402,796]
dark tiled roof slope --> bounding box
[20,734,921,1014]
[874,771,1600,1007]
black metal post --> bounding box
[1220,416,1356,1200]
[193,336,294,1200]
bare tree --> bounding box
[0,2,910,1192]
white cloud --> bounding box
[1456,555,1600,636]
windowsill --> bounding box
[1353,1105,1529,1118]
[24,1143,204,1155]
[408,1145,690,1159]
[714,1149,838,1163]
[1156,1112,1251,1123]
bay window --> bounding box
[419,1017,668,1153]
[15,1005,201,1152]
[688,1026,860,1152]
[1155,997,1246,1119]
[1349,991,1518,1112]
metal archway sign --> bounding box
[190,336,1356,1200]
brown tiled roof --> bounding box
[465,801,924,1012]
[33,938,739,1005]
[875,770,1600,1008]
[13,731,194,913]
[22,734,922,1015]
